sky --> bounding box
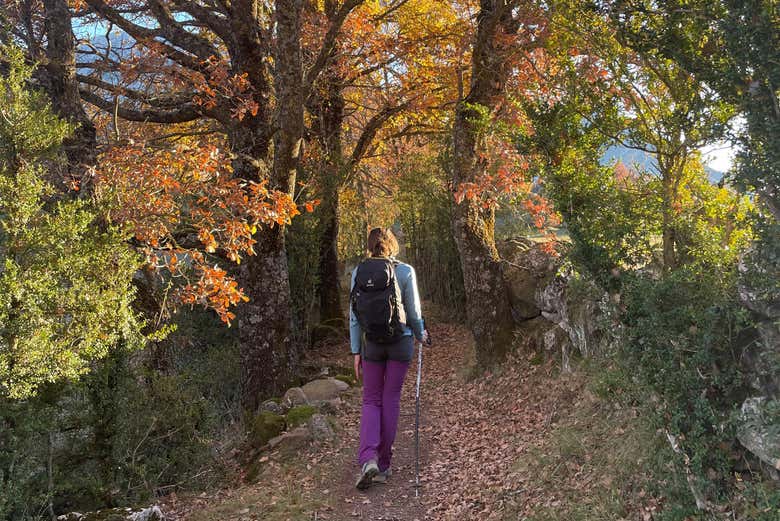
[701,142,736,173]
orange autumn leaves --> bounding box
[94,143,313,323]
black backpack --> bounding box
[350,257,407,344]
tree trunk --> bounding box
[42,0,97,178]
[318,181,343,327]
[314,71,346,329]
[450,1,518,367]
[232,127,297,409]
[236,0,304,411]
[660,164,679,272]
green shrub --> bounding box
[0,45,142,399]
[396,148,466,318]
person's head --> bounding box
[367,227,399,258]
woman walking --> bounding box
[349,227,428,490]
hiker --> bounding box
[350,227,428,490]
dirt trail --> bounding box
[164,322,577,520]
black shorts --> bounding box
[362,335,415,363]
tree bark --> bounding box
[314,70,346,329]
[659,156,685,272]
[450,0,518,367]
[236,0,304,411]
[42,0,97,178]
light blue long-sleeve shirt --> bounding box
[349,259,425,355]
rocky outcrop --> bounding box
[498,238,618,368]
[737,248,780,397]
[498,238,561,321]
[536,269,618,362]
[738,397,780,475]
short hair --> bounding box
[367,227,399,257]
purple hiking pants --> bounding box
[357,357,410,472]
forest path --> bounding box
[166,321,579,520]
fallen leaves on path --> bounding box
[160,321,584,520]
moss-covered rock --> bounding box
[333,374,355,387]
[248,411,286,449]
[286,405,317,428]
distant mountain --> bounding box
[601,145,724,184]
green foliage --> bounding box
[0,46,142,398]
[609,0,779,221]
[522,100,660,285]
[611,265,780,516]
[286,210,321,335]
[396,148,466,317]
[0,309,240,518]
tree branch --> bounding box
[80,89,203,123]
[302,0,364,99]
[83,0,204,71]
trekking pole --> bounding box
[414,330,431,498]
[414,339,422,497]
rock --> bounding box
[268,426,311,454]
[333,374,356,387]
[286,404,317,427]
[544,324,572,373]
[248,411,286,449]
[259,399,284,415]
[498,238,561,320]
[308,413,335,441]
[512,315,555,353]
[738,397,780,472]
[129,507,165,521]
[536,267,618,361]
[315,397,342,415]
[282,386,309,408]
[57,506,165,521]
[738,246,780,319]
[301,378,349,402]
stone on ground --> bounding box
[268,426,311,455]
[315,397,342,415]
[282,386,309,408]
[259,399,285,415]
[738,397,780,471]
[308,413,335,441]
[302,377,350,401]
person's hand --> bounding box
[353,354,361,381]
[421,330,430,345]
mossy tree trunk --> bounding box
[450,0,519,367]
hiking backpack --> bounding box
[350,257,407,344]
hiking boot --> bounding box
[373,468,392,484]
[355,460,379,490]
